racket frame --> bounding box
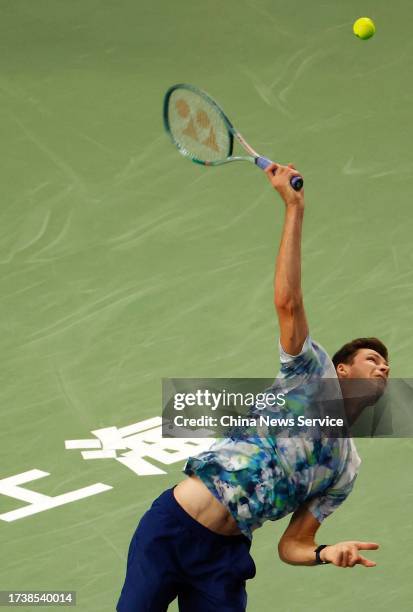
[163,83,259,167]
[163,83,303,190]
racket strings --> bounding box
[166,89,231,162]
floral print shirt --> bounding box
[183,336,361,540]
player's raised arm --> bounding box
[265,163,308,356]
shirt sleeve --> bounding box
[306,445,361,523]
[278,335,324,378]
[279,335,312,364]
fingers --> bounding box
[264,161,304,206]
[329,542,379,568]
[264,162,279,178]
[347,549,359,567]
[357,555,377,568]
[264,162,303,189]
[264,162,298,177]
[352,542,380,550]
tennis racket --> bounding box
[163,83,303,191]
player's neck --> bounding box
[339,379,377,426]
[342,397,369,426]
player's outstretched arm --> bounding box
[278,505,379,567]
[265,163,308,355]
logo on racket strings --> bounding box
[175,98,220,153]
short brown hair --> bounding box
[332,337,388,370]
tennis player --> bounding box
[117,163,389,612]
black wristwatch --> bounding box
[314,544,330,565]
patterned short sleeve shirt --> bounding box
[184,336,361,539]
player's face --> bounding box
[337,349,390,387]
[348,349,389,379]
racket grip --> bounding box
[255,156,273,170]
[255,156,304,191]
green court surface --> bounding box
[1,1,413,610]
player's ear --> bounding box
[336,363,350,378]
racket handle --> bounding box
[255,156,273,170]
[255,156,304,191]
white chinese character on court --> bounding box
[65,417,215,476]
[0,470,111,523]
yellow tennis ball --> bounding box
[353,17,376,40]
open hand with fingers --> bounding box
[319,541,380,568]
[264,163,304,209]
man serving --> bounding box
[117,163,390,612]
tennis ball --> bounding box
[353,17,376,40]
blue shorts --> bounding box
[116,487,256,612]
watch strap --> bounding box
[314,544,330,564]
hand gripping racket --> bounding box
[163,83,303,191]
